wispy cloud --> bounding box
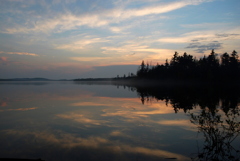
[158,31,215,44]
[101,44,150,54]
[56,37,109,51]
[70,44,176,66]
[1,0,211,34]
[104,39,170,54]
[0,51,38,56]
[100,44,176,64]
[70,57,109,61]
[180,22,226,29]
[158,28,240,54]
[108,25,134,33]
[186,41,223,53]
[105,1,189,20]
[2,0,238,79]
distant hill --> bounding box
[0,78,52,81]
[73,78,113,81]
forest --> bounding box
[135,49,239,81]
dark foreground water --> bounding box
[0,81,239,161]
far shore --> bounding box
[1,77,239,88]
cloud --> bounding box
[78,65,138,78]
[181,22,225,29]
[69,55,154,66]
[2,13,106,34]
[70,55,144,66]
[108,25,134,33]
[186,41,223,53]
[56,37,109,51]
[1,0,211,34]
[101,44,175,56]
[106,1,189,19]
[105,0,213,20]
[70,57,112,63]
[0,51,38,56]
[52,0,76,5]
[158,29,240,54]
[158,29,240,44]
[100,44,176,65]
[216,33,240,39]
[101,44,150,53]
[158,31,215,44]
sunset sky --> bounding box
[0,0,239,79]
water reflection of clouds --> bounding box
[0,101,7,107]
[0,107,38,112]
[157,120,196,132]
[65,97,174,121]
[110,130,129,137]
[57,96,195,132]
[3,129,108,149]
[2,129,189,161]
[71,102,108,107]
[57,113,109,126]
[70,97,140,107]
[99,97,175,119]
[0,84,199,160]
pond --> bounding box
[0,81,239,161]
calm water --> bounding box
[0,81,239,161]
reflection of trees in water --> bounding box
[136,84,239,112]
[134,84,240,161]
[190,105,240,161]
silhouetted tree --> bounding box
[221,52,230,66]
[135,50,239,82]
[137,60,146,78]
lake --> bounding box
[0,81,239,161]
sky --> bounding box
[0,0,239,79]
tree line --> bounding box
[136,50,239,81]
